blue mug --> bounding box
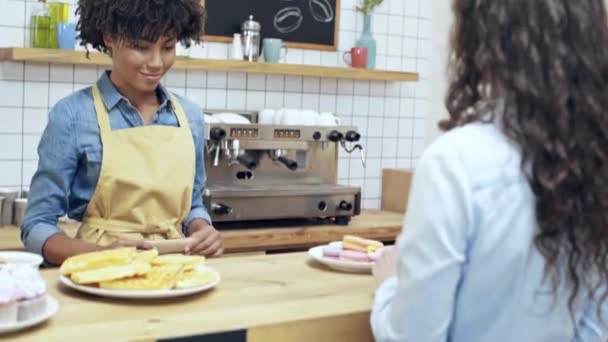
[56,23,76,50]
[263,38,288,63]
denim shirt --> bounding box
[21,71,211,257]
[371,122,608,342]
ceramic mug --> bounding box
[281,109,302,126]
[343,47,368,69]
[258,109,276,124]
[274,108,286,125]
[56,23,76,50]
[263,38,289,63]
[301,110,319,126]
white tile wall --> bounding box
[0,0,431,209]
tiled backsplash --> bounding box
[0,0,431,210]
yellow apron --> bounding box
[76,85,195,246]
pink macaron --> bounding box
[339,250,370,262]
[322,246,342,258]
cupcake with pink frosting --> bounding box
[0,265,47,322]
[0,272,18,325]
[10,266,47,321]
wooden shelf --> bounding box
[0,48,418,82]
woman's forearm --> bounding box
[42,234,103,265]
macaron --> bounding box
[339,250,370,262]
[322,246,341,258]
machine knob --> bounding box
[338,200,353,211]
[312,131,322,140]
[211,203,232,216]
[345,130,361,142]
[210,127,226,141]
[327,130,343,142]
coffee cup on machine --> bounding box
[281,109,302,126]
[258,109,276,124]
[273,108,286,125]
[317,112,341,126]
[301,110,319,126]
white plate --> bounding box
[0,251,43,268]
[0,296,59,334]
[308,245,373,273]
[59,265,221,299]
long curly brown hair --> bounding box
[76,0,205,54]
[442,0,608,312]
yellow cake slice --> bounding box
[151,254,205,270]
[99,264,185,290]
[70,261,151,285]
[133,249,159,263]
[175,268,218,289]
[60,247,137,275]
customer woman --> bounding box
[371,0,608,340]
[21,0,223,265]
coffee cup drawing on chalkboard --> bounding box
[309,0,334,23]
[203,0,339,51]
[274,0,334,34]
[274,7,304,34]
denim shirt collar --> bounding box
[95,71,171,111]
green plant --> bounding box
[356,0,384,15]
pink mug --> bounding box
[343,47,368,69]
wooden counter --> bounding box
[7,252,378,342]
[0,210,403,253]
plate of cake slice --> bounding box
[59,248,220,299]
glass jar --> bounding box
[30,0,52,48]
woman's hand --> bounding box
[372,245,398,286]
[185,219,224,257]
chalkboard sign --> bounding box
[202,0,340,51]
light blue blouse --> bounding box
[371,122,607,342]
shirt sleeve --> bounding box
[183,110,212,234]
[21,100,79,258]
[370,139,474,342]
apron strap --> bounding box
[82,217,184,236]
[169,93,191,130]
[92,85,112,136]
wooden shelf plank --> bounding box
[0,48,418,82]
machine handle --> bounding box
[211,203,233,216]
[236,154,258,170]
[278,156,298,170]
[213,146,221,167]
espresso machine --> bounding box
[202,112,365,225]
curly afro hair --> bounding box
[76,0,205,54]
